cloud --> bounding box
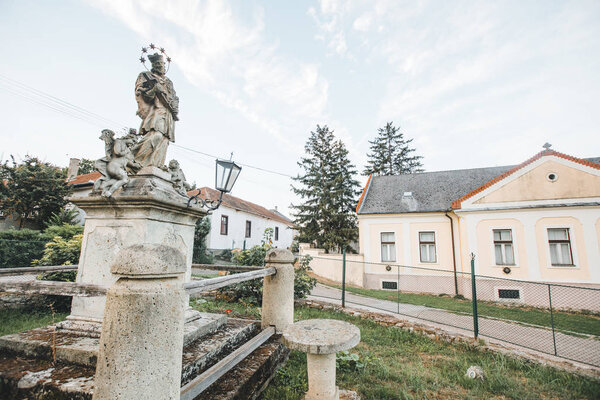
[86,0,329,150]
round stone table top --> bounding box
[282,319,361,355]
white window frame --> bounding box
[546,227,576,267]
[380,232,396,262]
[418,231,437,263]
[492,229,516,266]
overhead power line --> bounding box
[0,73,296,179]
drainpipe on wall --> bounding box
[445,211,459,296]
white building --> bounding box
[189,187,295,251]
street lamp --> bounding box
[187,158,242,210]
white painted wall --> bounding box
[205,205,295,251]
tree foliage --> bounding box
[0,156,72,228]
[77,158,96,175]
[291,125,361,253]
[192,217,214,264]
[362,122,423,176]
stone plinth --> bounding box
[283,319,360,400]
[60,167,207,334]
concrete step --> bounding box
[0,312,227,367]
[0,319,283,400]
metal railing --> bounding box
[308,253,600,367]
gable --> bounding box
[472,159,600,205]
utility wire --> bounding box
[0,74,297,179]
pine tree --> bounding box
[362,122,424,175]
[291,125,361,253]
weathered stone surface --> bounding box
[92,273,186,399]
[265,248,295,264]
[0,312,227,367]
[111,243,186,276]
[65,168,206,331]
[283,319,360,355]
[0,320,284,400]
[262,249,295,334]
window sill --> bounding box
[549,264,577,268]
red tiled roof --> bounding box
[68,172,101,186]
[451,149,600,209]
[356,174,372,213]
[188,187,295,227]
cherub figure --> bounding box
[168,159,191,196]
[93,129,142,197]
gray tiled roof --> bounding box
[357,157,600,214]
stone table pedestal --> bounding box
[283,319,361,400]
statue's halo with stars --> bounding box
[139,43,172,73]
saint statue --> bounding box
[132,52,179,169]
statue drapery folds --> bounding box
[132,52,179,169]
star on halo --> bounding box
[139,56,145,63]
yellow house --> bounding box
[354,147,600,304]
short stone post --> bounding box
[261,248,295,333]
[92,244,187,400]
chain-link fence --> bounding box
[307,254,600,367]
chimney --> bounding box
[67,158,81,182]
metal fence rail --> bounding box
[308,253,600,367]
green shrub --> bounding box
[33,234,83,266]
[0,228,48,268]
[43,223,83,240]
[45,209,80,227]
[220,234,317,305]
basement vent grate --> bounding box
[382,281,398,290]
[498,289,520,299]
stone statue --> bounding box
[168,159,191,196]
[94,129,142,197]
[133,52,179,169]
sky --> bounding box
[1,0,599,217]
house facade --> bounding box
[303,147,600,309]
[354,148,600,302]
[189,187,295,252]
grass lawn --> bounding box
[194,297,600,400]
[324,283,600,337]
[0,308,68,336]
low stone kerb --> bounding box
[110,244,186,277]
[265,248,295,264]
[283,319,360,355]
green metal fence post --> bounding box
[341,248,346,308]
[548,284,558,356]
[470,254,479,338]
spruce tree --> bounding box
[362,122,424,175]
[291,125,360,253]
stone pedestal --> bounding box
[59,167,207,335]
[93,244,186,400]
